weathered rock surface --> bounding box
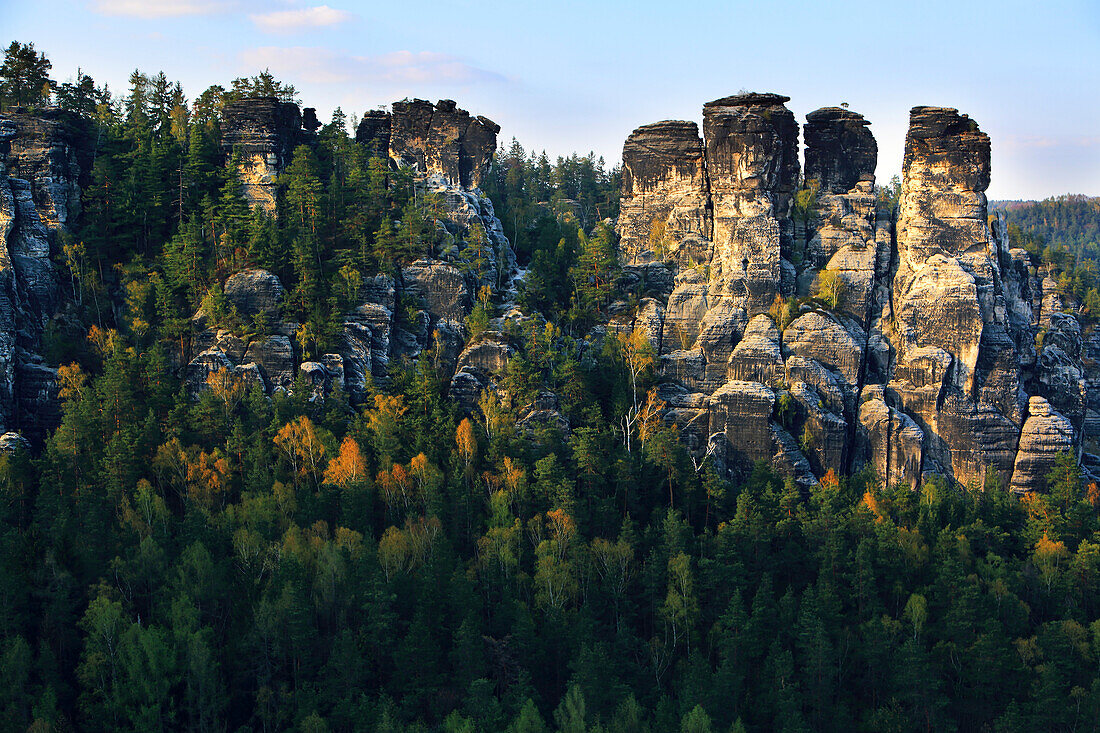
[223,269,286,320]
[0,110,81,443]
[709,380,776,474]
[355,110,391,156]
[1009,397,1076,493]
[388,99,499,188]
[857,385,924,489]
[804,108,877,195]
[802,108,881,323]
[221,97,306,215]
[728,315,783,387]
[618,121,709,266]
[704,93,799,315]
[0,108,90,230]
[402,260,471,323]
[618,94,1086,494]
[887,107,1021,485]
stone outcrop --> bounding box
[221,97,307,215]
[355,110,391,156]
[192,97,511,409]
[1009,397,1076,493]
[380,99,500,189]
[804,108,877,195]
[0,109,84,443]
[223,269,286,320]
[704,93,799,316]
[618,121,709,266]
[886,107,1022,486]
[618,95,1083,493]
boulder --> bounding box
[1009,397,1076,493]
[223,269,285,320]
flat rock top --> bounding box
[712,380,776,401]
[705,92,791,108]
[622,120,704,171]
[806,107,870,124]
[906,106,987,141]
[629,120,701,137]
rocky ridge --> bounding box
[617,95,1093,493]
[186,97,513,408]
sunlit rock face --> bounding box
[888,107,1023,486]
[387,99,500,189]
[616,95,1085,493]
[618,121,709,267]
[221,97,306,215]
[703,93,799,317]
[802,108,881,325]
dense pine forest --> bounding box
[1000,196,1100,325]
[3,42,1100,733]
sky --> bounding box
[3,0,1099,200]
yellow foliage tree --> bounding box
[456,418,478,467]
[185,448,231,512]
[378,526,412,582]
[813,270,844,311]
[323,436,367,489]
[618,327,656,453]
[273,416,326,489]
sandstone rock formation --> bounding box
[0,109,86,443]
[617,95,1084,493]
[618,121,708,266]
[221,97,306,215]
[377,99,500,189]
[1009,397,1075,493]
[193,98,511,408]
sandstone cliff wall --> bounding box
[617,95,1086,493]
[0,109,89,445]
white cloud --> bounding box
[239,47,507,87]
[90,0,232,18]
[1001,134,1100,150]
[250,5,354,34]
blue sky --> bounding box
[4,0,1099,199]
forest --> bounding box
[3,41,1100,733]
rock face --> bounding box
[618,121,709,266]
[704,93,800,316]
[384,99,500,188]
[221,97,306,215]
[804,108,877,195]
[1010,397,1075,493]
[356,110,391,156]
[887,107,1022,486]
[223,269,286,320]
[0,110,85,443]
[618,96,1082,493]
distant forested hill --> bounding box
[995,195,1100,259]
